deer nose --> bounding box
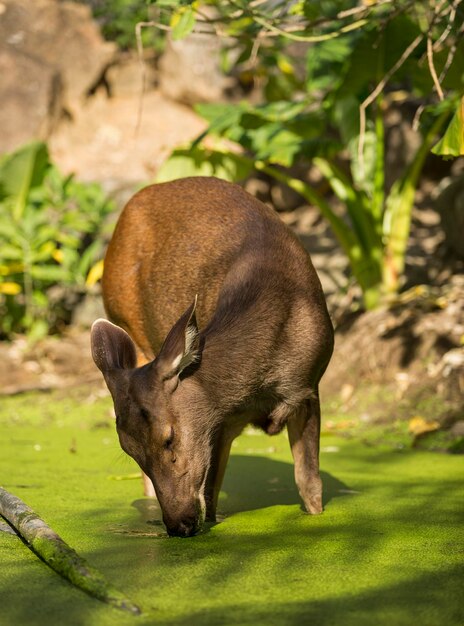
[166,517,198,538]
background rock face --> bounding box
[158,32,226,105]
[0,48,63,151]
[435,176,464,260]
[0,0,116,152]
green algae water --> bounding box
[0,389,463,626]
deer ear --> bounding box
[91,319,137,373]
[156,296,200,380]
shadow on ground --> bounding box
[221,454,349,512]
[161,563,464,626]
[130,454,349,531]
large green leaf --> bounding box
[170,5,196,41]
[334,93,385,213]
[0,244,23,261]
[314,156,382,264]
[195,102,246,125]
[383,110,450,294]
[0,141,50,221]
[156,146,252,183]
[195,100,329,167]
[249,124,302,167]
[336,16,423,99]
[249,100,308,123]
[76,240,103,283]
[333,96,360,144]
[196,101,318,135]
[348,130,378,197]
[432,98,464,158]
[194,103,248,147]
[0,219,19,240]
[30,265,69,282]
[306,34,355,93]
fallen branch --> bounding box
[0,486,140,615]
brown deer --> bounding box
[91,177,333,537]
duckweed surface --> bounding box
[1,389,463,626]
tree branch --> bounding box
[427,36,444,101]
[0,486,140,614]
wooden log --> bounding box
[0,486,140,615]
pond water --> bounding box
[0,390,462,626]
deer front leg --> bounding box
[287,393,323,514]
[143,472,156,497]
[137,353,158,498]
[204,435,234,522]
[204,421,246,521]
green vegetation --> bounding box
[433,96,464,158]
[77,0,154,49]
[1,390,463,625]
[2,3,462,335]
[152,0,463,309]
[0,141,114,340]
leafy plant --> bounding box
[152,0,463,309]
[157,108,447,310]
[0,142,114,339]
[432,96,464,158]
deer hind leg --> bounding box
[287,392,323,514]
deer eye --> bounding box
[140,408,151,422]
[164,426,174,449]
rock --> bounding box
[270,183,305,212]
[321,280,464,401]
[0,48,63,152]
[435,175,464,260]
[49,90,206,184]
[244,177,273,205]
[340,383,355,403]
[0,0,116,152]
[384,105,426,190]
[449,420,464,437]
[319,279,464,436]
[72,290,106,329]
[432,347,464,407]
[0,331,101,395]
[106,51,157,98]
[158,27,226,104]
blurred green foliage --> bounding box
[0,142,114,340]
[432,96,464,158]
[153,0,463,309]
[77,0,155,49]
